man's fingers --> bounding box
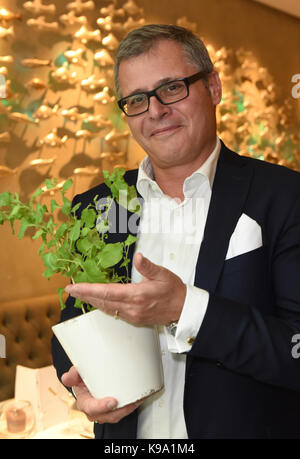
[134,252,162,280]
[87,399,143,424]
[62,367,146,425]
[77,394,118,418]
[61,366,82,387]
[65,282,135,303]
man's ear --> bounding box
[207,71,222,106]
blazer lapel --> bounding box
[194,143,254,293]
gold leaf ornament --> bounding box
[66,0,95,14]
[73,166,100,176]
[9,112,39,124]
[0,26,14,38]
[86,114,113,129]
[64,48,86,67]
[26,77,48,90]
[94,49,114,67]
[51,63,78,85]
[0,7,22,22]
[105,128,130,146]
[123,0,144,16]
[61,107,86,121]
[102,33,119,51]
[27,16,59,32]
[93,86,115,104]
[81,75,107,92]
[39,128,68,147]
[21,58,51,68]
[59,11,87,26]
[0,56,13,64]
[29,157,56,167]
[96,16,124,35]
[74,25,101,44]
[23,0,56,15]
[34,104,59,120]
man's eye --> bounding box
[128,95,145,106]
[167,83,183,92]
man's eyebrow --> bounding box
[125,76,179,98]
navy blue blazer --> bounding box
[52,142,300,438]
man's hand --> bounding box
[62,366,143,424]
[65,253,187,326]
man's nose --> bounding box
[147,94,171,119]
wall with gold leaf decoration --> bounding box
[0,0,299,302]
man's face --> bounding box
[118,40,222,173]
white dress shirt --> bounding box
[131,137,221,439]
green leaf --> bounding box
[42,251,57,278]
[120,258,129,268]
[55,222,69,240]
[77,237,92,255]
[99,242,123,269]
[9,204,21,219]
[61,196,71,216]
[81,227,90,237]
[74,271,89,283]
[51,199,59,213]
[18,217,31,239]
[45,178,57,190]
[71,202,81,214]
[62,178,73,192]
[81,207,96,228]
[69,219,81,242]
[30,187,43,203]
[74,298,88,312]
[35,203,45,225]
[0,192,13,207]
[125,234,137,247]
[38,242,45,256]
[32,229,43,240]
[57,287,66,310]
[80,259,109,283]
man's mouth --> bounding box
[151,125,181,137]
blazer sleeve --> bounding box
[51,294,82,383]
[189,192,300,393]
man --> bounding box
[52,24,300,439]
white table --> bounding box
[0,399,94,439]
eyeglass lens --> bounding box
[123,80,188,116]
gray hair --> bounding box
[114,24,214,99]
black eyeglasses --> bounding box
[118,71,207,117]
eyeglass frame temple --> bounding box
[118,70,208,116]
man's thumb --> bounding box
[61,366,82,388]
[134,253,161,280]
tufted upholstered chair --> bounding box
[0,294,60,401]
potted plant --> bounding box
[0,169,164,407]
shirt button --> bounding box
[158,400,164,408]
[169,253,175,260]
[187,337,195,345]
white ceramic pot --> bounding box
[52,309,164,408]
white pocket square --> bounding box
[225,213,262,260]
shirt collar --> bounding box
[137,136,221,201]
